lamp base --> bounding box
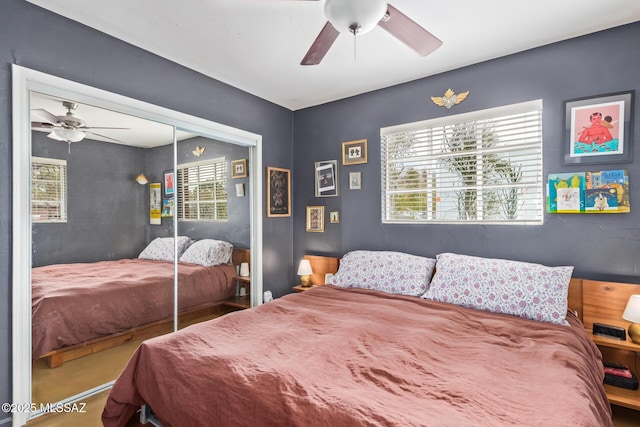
[300,275,311,287]
[629,323,640,345]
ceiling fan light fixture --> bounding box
[324,0,387,35]
[50,127,86,143]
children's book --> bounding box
[547,173,585,213]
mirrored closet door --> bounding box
[12,65,263,426]
[30,91,177,406]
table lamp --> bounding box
[297,259,313,287]
[622,294,640,344]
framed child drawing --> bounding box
[563,91,634,165]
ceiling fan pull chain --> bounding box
[353,32,357,61]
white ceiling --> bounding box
[25,0,640,111]
[30,92,195,147]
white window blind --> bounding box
[31,157,67,223]
[177,157,228,221]
[381,100,543,225]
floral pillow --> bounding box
[179,239,233,267]
[422,253,574,325]
[138,236,193,261]
[328,250,436,296]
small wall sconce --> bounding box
[622,294,640,344]
[135,173,149,185]
[297,259,313,287]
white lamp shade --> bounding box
[49,128,86,143]
[324,0,387,35]
[239,262,250,277]
[297,259,313,276]
[622,295,640,323]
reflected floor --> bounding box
[32,306,237,405]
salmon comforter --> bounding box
[32,259,236,360]
[102,285,612,427]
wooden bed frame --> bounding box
[39,248,251,368]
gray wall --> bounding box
[1,1,294,422]
[31,133,148,266]
[293,22,640,284]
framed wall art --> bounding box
[306,206,325,232]
[315,160,338,197]
[162,197,174,218]
[163,170,175,196]
[231,159,248,178]
[266,166,291,217]
[349,172,362,190]
[563,91,634,165]
[150,182,162,225]
[342,139,368,165]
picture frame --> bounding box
[150,183,162,225]
[306,206,325,232]
[266,166,291,217]
[315,160,338,197]
[161,197,174,218]
[231,158,248,178]
[342,139,368,165]
[349,172,362,190]
[563,91,634,165]
[163,170,175,196]
[330,211,340,223]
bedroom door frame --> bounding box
[11,64,264,426]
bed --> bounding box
[32,237,248,368]
[102,251,613,427]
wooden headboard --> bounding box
[232,248,250,267]
[570,278,640,331]
[303,254,339,285]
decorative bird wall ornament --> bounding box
[192,146,205,157]
[431,88,470,109]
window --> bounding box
[177,157,228,221]
[31,157,67,223]
[381,100,543,225]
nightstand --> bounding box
[223,276,251,309]
[580,279,640,412]
[588,331,640,411]
[292,284,318,293]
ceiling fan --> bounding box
[300,0,442,65]
[31,101,128,145]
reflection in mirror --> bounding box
[30,91,177,405]
[174,134,252,326]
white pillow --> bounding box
[138,236,193,261]
[422,253,573,325]
[179,239,233,266]
[329,250,436,296]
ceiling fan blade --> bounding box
[301,21,340,66]
[80,126,130,130]
[31,122,55,129]
[377,4,442,56]
[31,109,59,125]
[85,131,126,144]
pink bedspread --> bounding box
[103,285,612,427]
[32,259,235,359]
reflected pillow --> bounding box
[179,239,233,266]
[329,250,436,296]
[422,253,573,325]
[138,236,193,261]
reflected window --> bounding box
[177,157,228,221]
[31,157,67,223]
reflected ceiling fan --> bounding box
[300,0,442,65]
[31,101,129,146]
